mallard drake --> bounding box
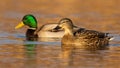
[53,18,113,49]
[15,14,79,39]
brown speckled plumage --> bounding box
[53,18,112,49]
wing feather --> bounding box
[74,28,108,39]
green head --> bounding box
[15,14,37,29]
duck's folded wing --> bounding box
[74,28,108,39]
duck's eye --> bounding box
[62,21,65,23]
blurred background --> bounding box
[0,0,120,33]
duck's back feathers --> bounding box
[74,28,111,40]
[35,23,64,37]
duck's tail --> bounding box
[105,33,114,41]
[107,36,114,41]
[109,37,114,41]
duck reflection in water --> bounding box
[60,44,109,66]
[23,37,38,68]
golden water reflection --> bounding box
[0,43,120,68]
[59,44,120,68]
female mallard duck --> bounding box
[15,14,79,39]
[53,18,113,49]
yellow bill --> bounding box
[15,22,24,29]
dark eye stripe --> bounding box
[66,20,69,22]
